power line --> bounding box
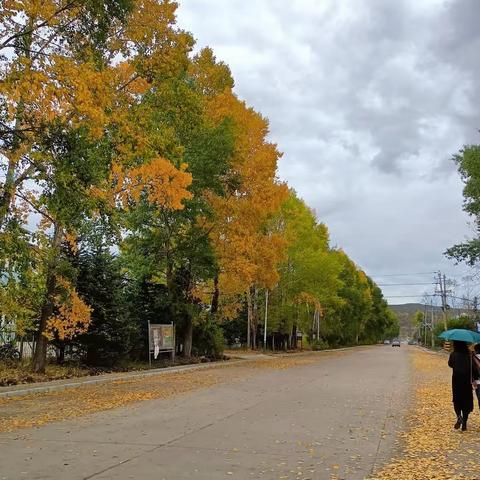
[378,283,434,287]
[369,272,437,277]
[449,295,476,304]
[384,294,437,298]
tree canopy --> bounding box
[445,144,480,266]
[0,0,397,371]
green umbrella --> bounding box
[438,329,480,343]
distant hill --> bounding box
[388,303,471,338]
[389,303,443,339]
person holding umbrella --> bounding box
[474,344,480,409]
[440,329,480,431]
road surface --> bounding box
[0,346,411,480]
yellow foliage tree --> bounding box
[111,158,193,210]
[0,0,196,372]
[46,277,92,341]
[191,51,288,346]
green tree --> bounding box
[265,192,342,348]
[74,240,136,366]
[119,68,235,358]
[445,144,480,265]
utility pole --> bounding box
[423,302,428,346]
[246,290,251,349]
[313,307,320,341]
[437,272,449,331]
[443,273,449,331]
[474,296,479,333]
[431,299,435,348]
[263,290,268,349]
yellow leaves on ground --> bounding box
[0,370,221,433]
[0,361,91,387]
[0,354,321,433]
[370,351,480,480]
[243,355,319,371]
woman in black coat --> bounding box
[448,340,478,431]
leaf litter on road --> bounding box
[369,350,480,480]
[0,353,327,433]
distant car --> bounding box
[383,339,390,345]
[391,339,401,347]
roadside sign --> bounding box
[148,321,175,365]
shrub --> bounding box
[311,338,329,351]
[192,318,225,359]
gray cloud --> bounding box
[177,0,480,303]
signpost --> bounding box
[148,321,175,366]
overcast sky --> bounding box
[176,0,480,305]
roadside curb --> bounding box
[0,359,244,399]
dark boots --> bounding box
[454,415,462,430]
[454,408,469,431]
[462,413,469,431]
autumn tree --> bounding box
[0,0,137,227]
[118,56,235,358]
[194,51,288,347]
[0,1,396,369]
[267,192,342,349]
[1,0,198,372]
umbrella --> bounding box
[438,329,480,343]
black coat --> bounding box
[448,351,479,414]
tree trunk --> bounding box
[0,159,17,228]
[31,223,63,373]
[183,317,193,358]
[211,275,219,314]
[56,344,65,364]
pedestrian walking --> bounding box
[448,340,479,431]
[474,344,480,409]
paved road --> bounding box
[0,346,411,480]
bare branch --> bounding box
[0,1,79,52]
[15,190,54,223]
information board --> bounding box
[148,322,175,362]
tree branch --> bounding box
[0,1,78,52]
[15,190,54,223]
